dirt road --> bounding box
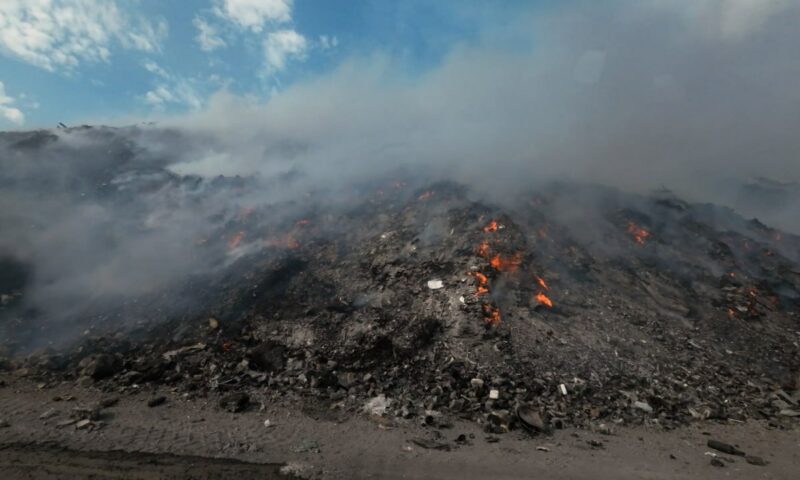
[1,377,797,479]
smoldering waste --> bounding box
[0,128,799,436]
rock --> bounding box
[470,378,484,388]
[219,392,250,413]
[0,419,9,428]
[745,455,768,466]
[707,439,745,456]
[81,354,121,380]
[633,401,653,413]
[71,405,102,421]
[247,341,285,372]
[517,405,548,433]
[147,396,167,407]
[292,439,321,454]
[710,458,725,468]
[208,317,220,330]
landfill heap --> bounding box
[0,127,799,435]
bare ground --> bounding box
[0,377,797,479]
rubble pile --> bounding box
[0,129,799,437]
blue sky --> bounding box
[0,0,544,128]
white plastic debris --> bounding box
[559,384,568,395]
[470,378,485,388]
[459,296,466,304]
[363,394,391,416]
[263,419,274,428]
[633,401,653,413]
[489,389,500,400]
[427,279,444,290]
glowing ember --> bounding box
[227,231,245,249]
[264,234,300,249]
[295,219,310,226]
[535,275,549,290]
[483,220,499,232]
[467,271,490,295]
[222,340,233,352]
[535,291,553,308]
[627,222,651,245]
[482,304,501,325]
[417,191,435,201]
[476,241,491,257]
[489,253,522,272]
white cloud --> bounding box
[264,29,307,72]
[0,0,167,72]
[319,35,338,50]
[141,62,203,111]
[193,16,226,52]
[0,81,25,125]
[215,0,292,32]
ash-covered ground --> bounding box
[0,126,799,441]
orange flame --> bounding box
[417,191,435,201]
[535,292,553,308]
[476,241,491,257]
[483,220,499,232]
[228,231,245,249]
[482,304,501,325]
[535,275,549,290]
[467,271,490,295]
[490,253,522,272]
[627,222,650,245]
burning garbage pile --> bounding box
[0,129,799,437]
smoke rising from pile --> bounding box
[1,0,799,347]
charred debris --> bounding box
[0,128,799,436]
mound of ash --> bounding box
[1,130,799,435]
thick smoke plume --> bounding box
[1,0,799,347]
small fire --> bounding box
[264,234,300,249]
[295,219,310,227]
[476,241,491,257]
[534,291,553,308]
[489,253,522,272]
[392,180,407,189]
[417,191,435,201]
[467,271,490,295]
[222,340,233,352]
[773,232,782,242]
[227,231,245,249]
[535,275,549,290]
[483,220,499,232]
[627,222,651,245]
[482,304,501,325]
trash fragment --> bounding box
[364,394,391,416]
[517,405,548,433]
[633,401,653,413]
[427,279,444,290]
[489,389,499,400]
[559,384,568,395]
